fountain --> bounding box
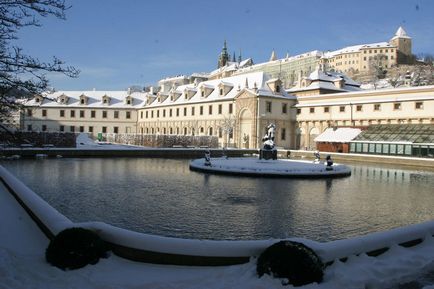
[189,124,351,178]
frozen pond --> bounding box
[2,158,434,242]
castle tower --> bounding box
[390,26,412,64]
[217,40,229,68]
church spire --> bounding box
[217,40,230,68]
[270,49,277,61]
[238,49,242,63]
[232,51,236,62]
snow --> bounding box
[2,163,434,288]
[314,128,362,143]
[190,157,351,177]
[75,133,145,150]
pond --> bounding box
[2,158,434,242]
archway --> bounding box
[239,109,253,148]
[309,127,320,150]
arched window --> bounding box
[209,127,213,136]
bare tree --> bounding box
[219,114,236,148]
[0,0,79,123]
[367,54,388,89]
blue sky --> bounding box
[14,0,434,91]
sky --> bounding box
[13,0,434,91]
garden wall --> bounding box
[104,133,219,148]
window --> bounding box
[70,110,75,118]
[145,111,148,118]
[169,109,172,117]
[219,88,223,95]
[356,105,362,112]
[79,126,84,133]
[163,109,166,117]
[27,124,32,131]
[209,105,213,115]
[297,108,301,114]
[200,106,203,115]
[114,126,119,134]
[229,103,233,114]
[127,99,131,105]
[80,110,85,118]
[394,103,401,110]
[218,104,222,114]
[59,125,64,132]
[209,127,213,136]
[70,126,75,132]
[218,127,223,138]
[114,111,119,118]
[266,101,272,113]
[201,91,205,97]
[191,107,195,116]
[151,110,154,118]
[310,107,315,113]
[42,125,47,131]
[80,98,85,104]
[339,106,345,112]
[176,108,180,117]
[60,110,65,117]
[324,107,329,113]
[184,107,187,116]
[126,111,131,119]
[88,126,93,133]
[42,109,47,117]
[102,126,107,133]
[281,128,286,141]
[157,110,159,118]
[91,110,96,118]
[415,102,423,109]
[374,104,381,111]
[140,111,143,118]
[282,103,287,114]
[27,109,32,117]
[102,111,107,118]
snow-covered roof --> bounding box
[144,71,296,108]
[315,128,362,143]
[392,26,411,40]
[26,90,148,108]
[287,69,361,93]
[323,42,393,59]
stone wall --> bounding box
[104,133,219,148]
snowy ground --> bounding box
[75,133,145,150]
[2,180,434,288]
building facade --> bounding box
[23,91,147,137]
[137,72,297,149]
[321,26,412,75]
[295,85,434,149]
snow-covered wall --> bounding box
[2,164,434,266]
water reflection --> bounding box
[2,158,434,241]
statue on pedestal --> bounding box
[259,123,277,160]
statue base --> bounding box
[259,149,277,160]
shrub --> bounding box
[46,227,109,270]
[256,240,324,286]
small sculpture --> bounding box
[204,150,211,166]
[325,155,333,170]
[313,151,320,163]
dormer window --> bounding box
[184,88,196,100]
[79,94,88,105]
[266,78,283,94]
[57,94,69,104]
[217,81,233,97]
[199,84,214,98]
[34,95,43,104]
[102,95,111,105]
[124,95,133,105]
